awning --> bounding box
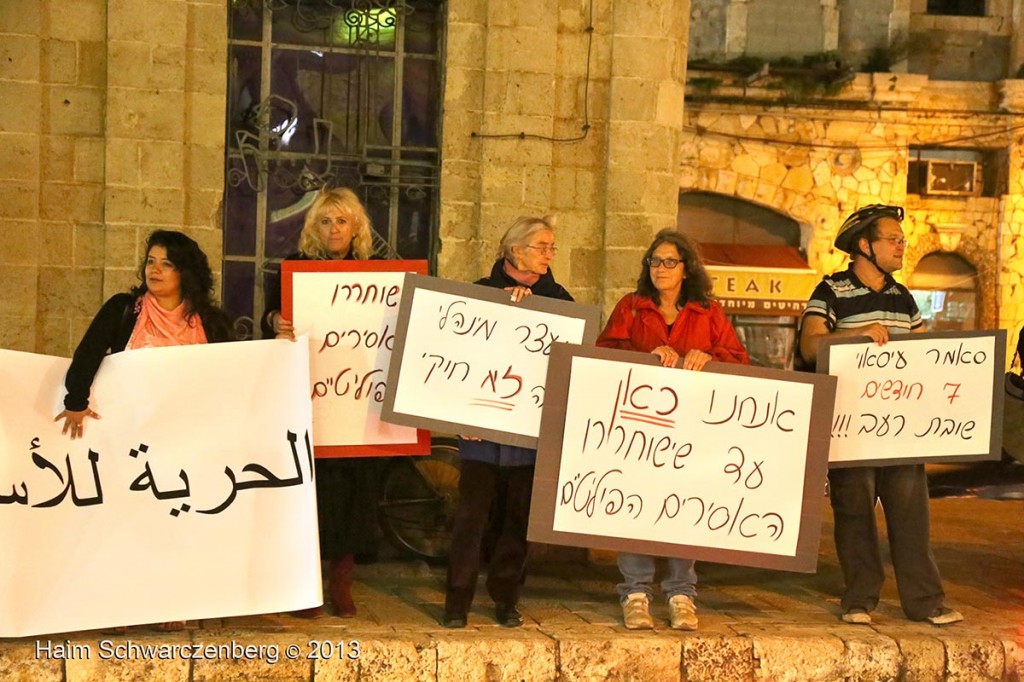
[700,243,819,316]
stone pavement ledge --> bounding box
[2,499,1022,681]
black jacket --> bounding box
[474,259,574,302]
[63,293,235,411]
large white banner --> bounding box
[381,274,601,448]
[818,330,1006,466]
[528,344,837,573]
[0,340,320,637]
[284,260,430,457]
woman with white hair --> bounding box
[442,215,573,629]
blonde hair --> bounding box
[298,187,374,260]
[497,215,556,265]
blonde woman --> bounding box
[263,186,378,619]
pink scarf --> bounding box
[503,259,541,287]
[126,293,207,350]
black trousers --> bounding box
[828,464,945,620]
[444,460,534,615]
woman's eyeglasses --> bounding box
[526,245,557,255]
[644,257,682,269]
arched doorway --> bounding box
[907,252,979,331]
[678,191,817,369]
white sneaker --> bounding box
[622,593,654,630]
[668,594,698,630]
[924,607,963,626]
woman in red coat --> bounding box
[596,228,749,630]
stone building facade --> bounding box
[1,0,1022,366]
[0,0,226,356]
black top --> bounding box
[63,293,235,411]
[475,259,574,302]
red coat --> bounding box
[596,293,750,364]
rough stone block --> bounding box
[108,88,186,141]
[186,48,225,95]
[0,264,39,316]
[38,266,102,318]
[41,134,75,181]
[3,34,41,81]
[186,144,224,189]
[0,81,43,134]
[436,635,556,682]
[187,92,226,147]
[0,220,40,264]
[486,26,557,74]
[45,85,104,136]
[46,0,105,41]
[608,77,658,123]
[139,140,185,187]
[105,138,141,186]
[1004,639,1024,681]
[78,40,107,88]
[0,132,40,182]
[185,188,224,229]
[188,2,225,50]
[64,651,190,682]
[0,183,39,219]
[682,635,755,682]
[446,23,487,70]
[751,635,845,681]
[152,45,187,89]
[504,72,557,117]
[609,36,673,80]
[0,314,36,352]
[36,221,73,266]
[103,266,139,300]
[896,636,944,682]
[75,137,105,183]
[566,246,603,288]
[39,182,104,223]
[105,187,184,225]
[841,635,900,682]
[942,637,1003,681]
[108,0,186,44]
[75,223,107,268]
[558,635,681,682]
[108,41,156,88]
[0,2,41,33]
[41,38,75,84]
[440,201,480,242]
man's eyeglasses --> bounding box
[645,257,682,269]
[525,245,557,255]
[875,236,907,247]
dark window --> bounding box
[224,0,445,339]
[926,0,985,16]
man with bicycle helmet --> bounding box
[799,204,963,627]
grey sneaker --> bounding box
[622,593,654,630]
[668,595,698,630]
[841,607,872,624]
[924,607,963,626]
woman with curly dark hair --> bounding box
[596,228,748,631]
[54,229,234,633]
[56,229,235,439]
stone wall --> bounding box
[681,73,1024,365]
[0,0,226,357]
[439,0,691,311]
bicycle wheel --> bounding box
[378,436,460,563]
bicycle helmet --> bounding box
[834,204,904,254]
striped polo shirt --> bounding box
[802,266,922,334]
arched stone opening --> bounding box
[907,251,979,331]
[677,191,817,369]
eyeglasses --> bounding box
[875,236,907,247]
[645,257,682,269]
[525,245,557,255]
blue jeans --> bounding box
[616,553,697,603]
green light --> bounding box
[333,9,397,48]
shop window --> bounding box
[926,0,985,16]
[907,147,1007,198]
[908,252,978,331]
